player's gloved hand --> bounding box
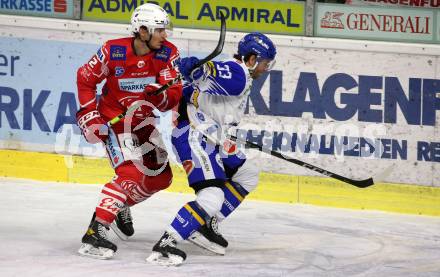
[76,108,109,144]
[179,57,203,82]
[144,83,168,111]
[158,67,179,85]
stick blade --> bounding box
[349,177,374,188]
[350,165,394,188]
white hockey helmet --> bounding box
[130,3,172,35]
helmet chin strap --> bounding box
[243,55,259,75]
[145,33,153,50]
[142,27,154,50]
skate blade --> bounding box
[146,251,184,266]
[110,222,129,241]
[78,243,115,260]
[188,232,226,255]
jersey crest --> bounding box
[155,46,171,62]
[110,45,126,61]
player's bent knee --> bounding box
[231,160,260,193]
[114,163,173,205]
[144,164,173,192]
[196,187,225,217]
[114,177,145,204]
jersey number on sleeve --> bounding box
[216,64,231,79]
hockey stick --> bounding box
[107,12,227,127]
[230,135,374,188]
[192,12,226,69]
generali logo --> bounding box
[321,12,344,29]
[321,11,431,34]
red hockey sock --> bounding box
[95,182,127,225]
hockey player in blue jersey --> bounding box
[146,32,277,266]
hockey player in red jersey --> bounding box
[76,3,182,259]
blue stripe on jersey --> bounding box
[171,120,227,185]
[202,60,247,96]
[221,150,247,171]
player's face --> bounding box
[251,58,275,79]
[149,28,168,50]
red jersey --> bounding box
[77,37,182,125]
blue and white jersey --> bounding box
[184,59,252,131]
[173,58,252,187]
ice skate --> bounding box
[146,232,186,266]
[110,205,134,240]
[189,216,228,255]
[78,221,117,260]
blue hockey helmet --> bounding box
[237,32,276,61]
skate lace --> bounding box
[97,223,108,239]
[210,217,220,235]
[160,235,177,248]
[119,206,132,223]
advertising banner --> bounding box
[82,0,305,35]
[0,0,75,19]
[438,10,440,40]
[0,28,439,186]
[0,37,102,155]
[346,0,440,9]
[315,3,439,44]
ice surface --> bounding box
[1,178,439,277]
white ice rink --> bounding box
[1,177,439,277]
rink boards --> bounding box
[1,149,439,216]
[0,15,439,216]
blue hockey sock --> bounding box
[218,181,249,220]
[169,201,209,240]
